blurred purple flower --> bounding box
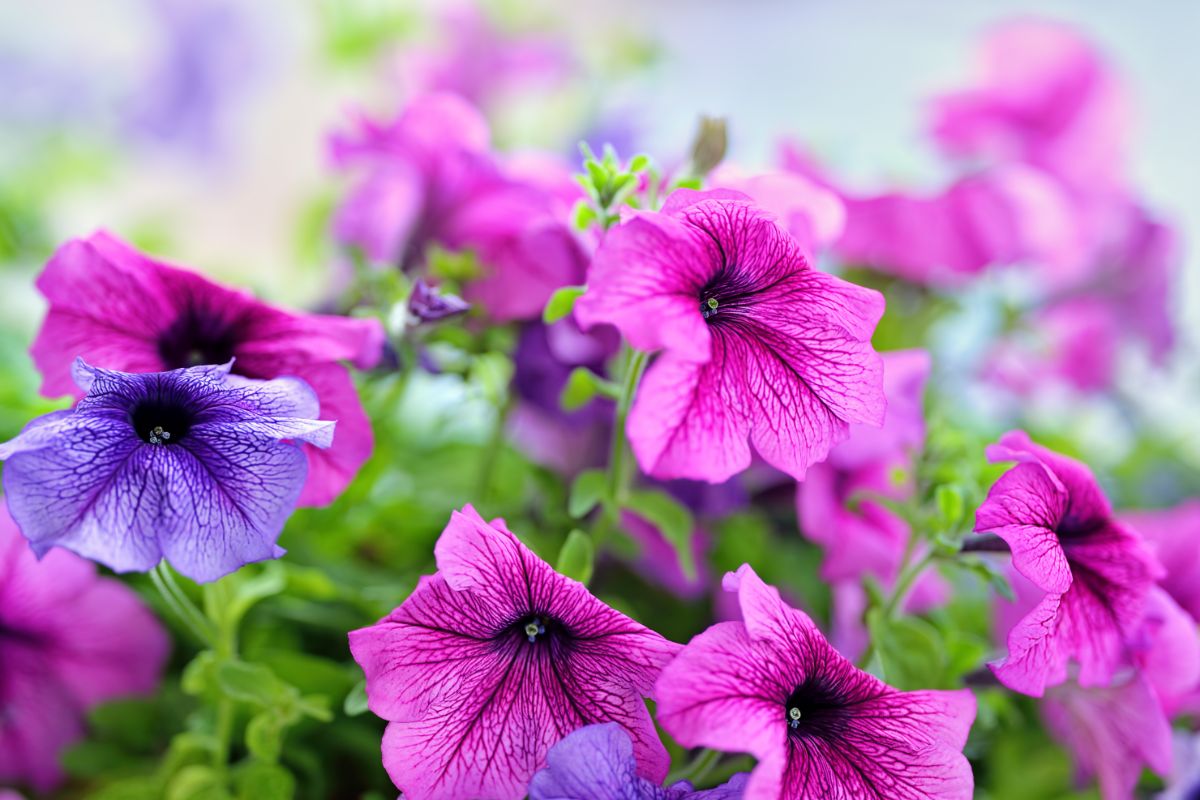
[348,506,680,800]
[31,231,383,506]
[407,279,470,324]
[0,503,169,790]
[656,565,976,799]
[0,360,332,582]
[529,723,748,800]
[1122,500,1200,622]
[621,512,710,601]
[1161,732,1200,800]
[576,189,885,484]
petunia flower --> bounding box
[1161,731,1200,800]
[1122,500,1200,622]
[528,723,748,800]
[656,564,976,800]
[974,430,1163,696]
[0,502,169,790]
[0,360,333,582]
[406,278,471,324]
[348,506,680,800]
[574,189,886,484]
[330,93,587,321]
[30,230,381,506]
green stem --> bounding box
[605,348,649,509]
[857,549,937,670]
[150,562,215,645]
[476,393,513,501]
[667,748,721,785]
[204,580,238,775]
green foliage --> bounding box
[622,490,696,580]
[542,285,587,323]
[556,529,595,584]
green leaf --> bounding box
[343,679,370,717]
[934,484,965,529]
[623,490,696,580]
[572,201,598,232]
[234,761,295,800]
[181,651,218,696]
[568,469,608,518]
[297,694,333,722]
[556,529,595,584]
[166,765,229,800]
[62,740,139,778]
[227,562,287,626]
[560,367,602,411]
[245,712,285,762]
[216,661,286,707]
[866,610,947,690]
[957,555,1016,601]
[628,154,650,172]
[542,285,587,324]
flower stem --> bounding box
[204,579,238,775]
[857,549,937,670]
[606,348,649,509]
[667,747,722,786]
[150,562,215,645]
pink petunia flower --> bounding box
[575,189,886,484]
[1122,500,1200,622]
[348,506,680,800]
[330,93,588,322]
[656,564,976,800]
[30,231,383,507]
[975,431,1163,696]
[0,503,169,790]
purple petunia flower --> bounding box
[974,430,1163,696]
[407,278,471,324]
[528,723,748,800]
[656,565,976,800]
[30,231,382,507]
[574,189,886,484]
[0,360,333,582]
[330,93,588,322]
[348,506,680,800]
[0,503,169,790]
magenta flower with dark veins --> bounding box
[348,506,680,800]
[0,360,333,582]
[974,430,1163,696]
[528,723,748,800]
[575,189,886,484]
[0,502,169,790]
[656,565,976,800]
[30,231,383,507]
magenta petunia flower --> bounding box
[656,565,976,800]
[348,506,680,800]
[330,93,587,322]
[708,166,846,261]
[1040,675,1172,800]
[1122,500,1200,622]
[975,430,1163,696]
[575,189,886,484]
[928,20,1129,200]
[0,503,169,790]
[30,231,382,507]
[528,723,748,800]
[1,360,333,582]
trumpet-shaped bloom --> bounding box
[0,360,333,582]
[575,189,885,484]
[348,506,680,800]
[1122,500,1200,621]
[330,93,587,321]
[975,431,1163,695]
[31,231,381,506]
[0,504,169,790]
[656,565,975,800]
[528,723,748,800]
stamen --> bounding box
[701,296,720,319]
[788,707,802,729]
[524,618,546,643]
[149,426,172,445]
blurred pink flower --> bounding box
[1122,500,1200,622]
[0,503,169,791]
[331,93,587,321]
[620,511,710,600]
[708,166,846,260]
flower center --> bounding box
[701,296,720,319]
[783,680,846,739]
[131,398,194,444]
[157,305,239,370]
[787,706,802,729]
[523,618,546,643]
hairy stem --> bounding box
[150,561,215,645]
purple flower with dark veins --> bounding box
[0,360,333,582]
[349,505,680,800]
[407,278,471,324]
[529,723,748,800]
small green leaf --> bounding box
[867,611,946,690]
[572,201,598,231]
[542,285,587,324]
[89,777,163,800]
[935,484,965,529]
[297,694,333,722]
[181,651,218,696]
[628,154,650,172]
[623,490,695,580]
[166,765,229,800]
[234,761,295,800]
[560,367,601,411]
[245,712,285,762]
[227,562,287,627]
[216,661,286,707]
[556,529,595,585]
[568,469,608,518]
[343,679,370,717]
